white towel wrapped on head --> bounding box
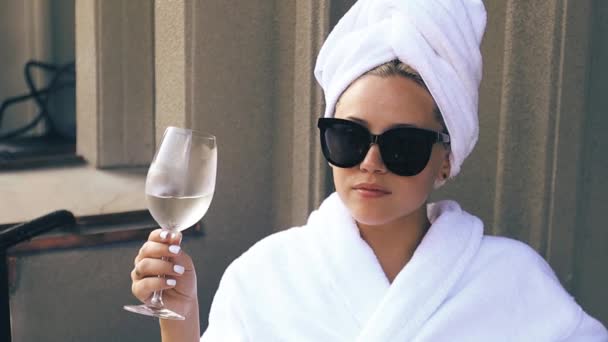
[314,0,486,177]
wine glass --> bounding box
[124,126,217,320]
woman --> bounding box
[130,0,608,340]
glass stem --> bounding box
[150,226,174,308]
[150,255,169,308]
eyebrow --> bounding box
[345,116,420,129]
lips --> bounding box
[352,182,391,197]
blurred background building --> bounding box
[0,0,606,341]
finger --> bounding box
[133,230,183,266]
[165,246,194,269]
[131,277,177,303]
[134,251,194,277]
[134,241,183,265]
[147,229,183,245]
[133,258,187,279]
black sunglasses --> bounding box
[318,118,450,176]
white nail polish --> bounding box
[160,231,168,240]
[169,245,181,254]
[166,279,176,286]
[174,265,185,274]
[170,232,178,241]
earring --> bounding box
[433,178,446,189]
[433,173,449,190]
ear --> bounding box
[439,149,451,179]
[433,150,451,190]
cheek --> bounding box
[331,167,349,193]
[393,150,443,198]
[391,174,433,208]
[425,146,448,181]
[417,164,439,191]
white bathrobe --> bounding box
[201,193,608,341]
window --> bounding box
[0,1,78,170]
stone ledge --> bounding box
[0,165,146,224]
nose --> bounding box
[359,143,388,174]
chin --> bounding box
[353,217,391,227]
[347,198,427,229]
[349,208,398,227]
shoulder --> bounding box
[469,235,565,293]
[477,235,554,273]
[461,235,585,336]
[243,225,311,259]
[215,225,329,317]
[224,225,315,278]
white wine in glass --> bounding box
[124,126,217,320]
[145,193,214,232]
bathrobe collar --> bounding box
[308,193,484,340]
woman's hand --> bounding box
[130,229,198,317]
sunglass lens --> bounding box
[323,121,369,167]
[380,128,434,176]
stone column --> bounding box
[76,0,155,168]
[272,0,331,230]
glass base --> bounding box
[123,304,185,320]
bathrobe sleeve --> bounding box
[521,246,608,341]
[561,312,608,341]
[483,237,608,341]
[200,262,249,342]
[486,237,608,341]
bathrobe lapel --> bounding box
[308,193,391,328]
[310,194,483,340]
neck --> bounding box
[357,205,430,283]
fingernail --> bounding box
[169,245,181,254]
[160,231,168,240]
[170,232,179,241]
[166,279,176,286]
[173,265,185,275]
